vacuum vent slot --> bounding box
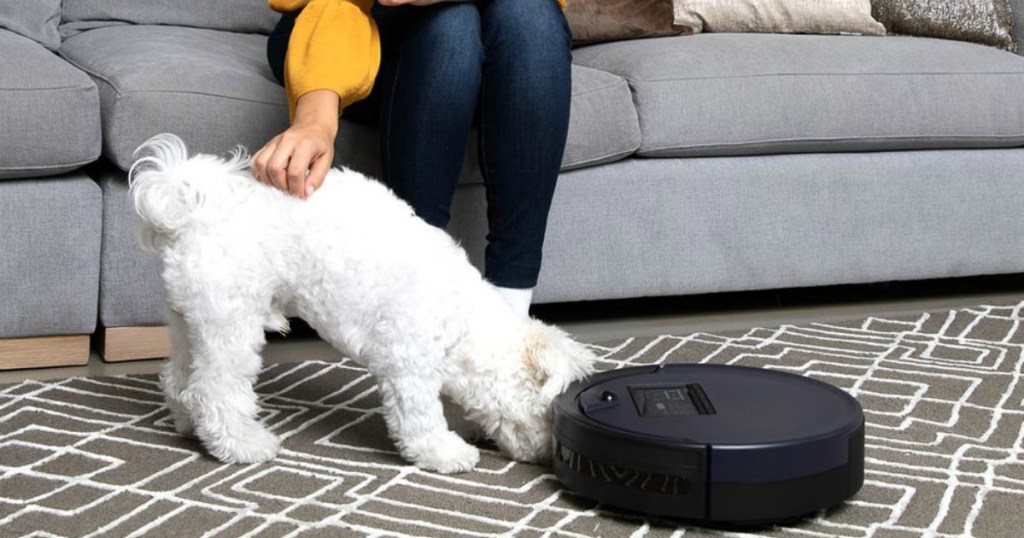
[687,384,716,415]
[556,442,691,495]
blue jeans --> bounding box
[267,0,572,289]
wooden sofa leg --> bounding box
[99,326,171,362]
[0,336,91,370]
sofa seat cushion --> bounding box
[58,24,640,174]
[58,24,288,172]
[0,174,101,337]
[0,30,100,179]
[562,65,641,170]
[572,33,1024,157]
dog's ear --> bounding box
[522,321,597,402]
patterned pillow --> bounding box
[673,0,886,35]
[871,0,1017,51]
[567,0,689,46]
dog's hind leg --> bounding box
[375,374,480,473]
[160,309,195,436]
[179,312,280,464]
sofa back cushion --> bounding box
[0,0,62,49]
[61,0,279,38]
[0,30,100,179]
[572,32,1024,158]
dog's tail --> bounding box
[129,134,248,250]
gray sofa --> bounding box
[3,1,1024,367]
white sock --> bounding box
[495,286,534,317]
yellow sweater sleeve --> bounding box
[269,0,567,122]
[269,0,380,122]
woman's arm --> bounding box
[255,0,566,199]
[252,89,339,199]
[269,0,380,122]
[254,0,380,198]
[268,0,311,11]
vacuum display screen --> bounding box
[629,384,716,417]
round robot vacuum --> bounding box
[553,364,864,525]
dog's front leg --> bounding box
[376,376,480,473]
[178,314,280,464]
[160,309,196,436]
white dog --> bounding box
[129,134,595,473]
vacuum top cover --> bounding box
[554,364,865,523]
[577,364,861,446]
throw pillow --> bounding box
[673,0,886,35]
[567,0,689,46]
[0,0,62,50]
[871,0,1017,51]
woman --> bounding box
[256,0,572,317]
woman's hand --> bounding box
[252,89,340,199]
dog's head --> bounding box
[482,320,596,464]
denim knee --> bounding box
[479,0,572,56]
[399,3,485,69]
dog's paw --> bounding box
[201,421,280,464]
[402,430,480,474]
[168,408,196,437]
[174,418,196,438]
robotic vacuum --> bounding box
[553,364,864,524]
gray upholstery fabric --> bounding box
[451,150,1024,303]
[561,65,641,170]
[60,0,278,39]
[0,30,101,180]
[59,25,289,173]
[96,146,1024,325]
[572,33,1024,158]
[0,174,101,338]
[0,0,61,50]
[93,165,168,328]
[1011,0,1024,55]
[58,24,640,175]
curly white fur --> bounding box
[129,134,595,472]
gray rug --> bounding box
[2,302,1024,537]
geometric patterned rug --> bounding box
[2,302,1024,537]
